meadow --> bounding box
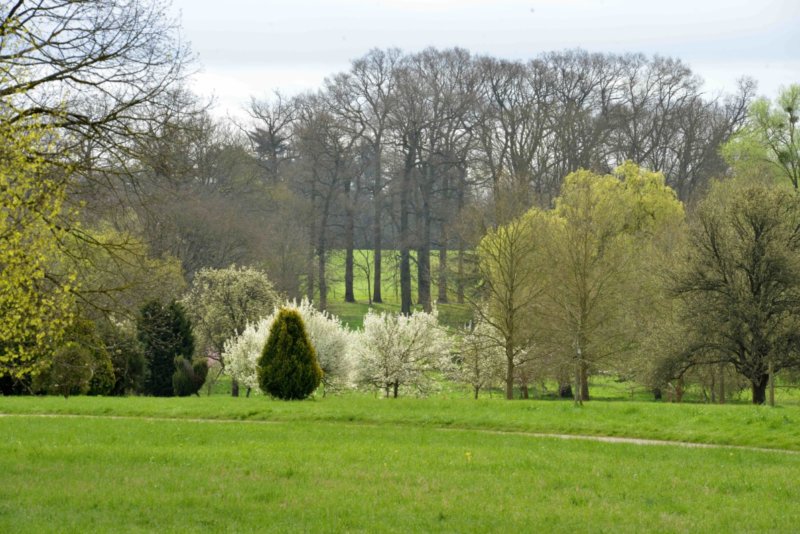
[324,249,473,329]
[2,396,799,532]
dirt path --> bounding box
[2,412,797,455]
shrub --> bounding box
[172,357,209,397]
[86,346,115,396]
[33,319,116,397]
[257,308,322,400]
[224,299,353,395]
[36,342,93,398]
[137,300,195,397]
[96,320,147,395]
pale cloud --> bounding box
[172,0,800,117]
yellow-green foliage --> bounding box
[0,104,77,379]
[478,163,686,398]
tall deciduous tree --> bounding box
[476,206,548,400]
[537,163,684,403]
[671,183,800,404]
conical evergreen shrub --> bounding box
[257,308,322,400]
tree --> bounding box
[65,224,185,320]
[137,300,195,397]
[476,206,548,400]
[0,97,76,381]
[0,1,191,169]
[537,163,684,403]
[257,308,322,400]
[326,49,401,305]
[223,299,354,395]
[181,266,278,396]
[449,319,505,399]
[723,84,800,189]
[671,183,800,404]
[354,308,451,397]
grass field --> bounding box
[2,396,799,532]
[322,250,474,329]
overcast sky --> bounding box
[169,0,799,117]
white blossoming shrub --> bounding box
[354,308,452,397]
[223,318,270,392]
[222,299,355,394]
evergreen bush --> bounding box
[257,308,322,400]
[137,300,195,396]
[172,357,208,396]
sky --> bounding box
[168,0,799,118]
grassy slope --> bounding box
[2,407,799,532]
[3,396,799,451]
[323,250,473,329]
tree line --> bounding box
[2,0,797,404]
[236,47,752,314]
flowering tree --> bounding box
[181,265,278,396]
[448,319,506,399]
[223,299,354,395]
[354,309,452,398]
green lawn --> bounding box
[3,395,799,450]
[321,249,474,329]
[1,397,798,532]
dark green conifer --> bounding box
[257,308,322,400]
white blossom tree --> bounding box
[222,299,354,395]
[448,319,506,399]
[354,308,452,397]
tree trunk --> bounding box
[505,350,514,400]
[559,382,573,399]
[455,180,466,304]
[373,245,382,303]
[675,377,684,403]
[344,180,355,303]
[580,362,590,401]
[751,373,769,405]
[438,245,448,304]
[231,377,239,398]
[372,144,384,304]
[344,247,355,303]
[768,360,775,407]
[456,245,465,304]
[400,146,414,316]
[520,384,529,399]
[393,381,399,399]
[318,245,327,311]
[417,245,431,312]
[719,364,725,404]
[474,386,480,399]
[417,177,432,312]
[306,222,316,303]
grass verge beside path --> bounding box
[2,395,798,451]
[1,415,799,532]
